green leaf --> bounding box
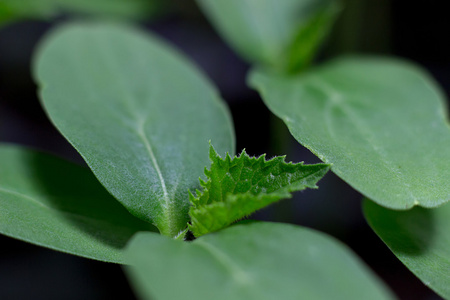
[286,2,340,72]
[0,0,164,25]
[250,56,450,209]
[364,200,450,299]
[196,0,338,71]
[188,145,329,237]
[125,222,395,300]
[0,144,156,263]
[33,22,235,237]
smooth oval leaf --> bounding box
[364,200,450,299]
[34,22,235,237]
[196,0,338,71]
[250,56,450,209]
[125,222,395,300]
[0,144,156,263]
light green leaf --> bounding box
[34,22,235,237]
[196,0,338,71]
[125,222,395,300]
[0,0,163,25]
[189,144,329,237]
[0,144,156,263]
[364,200,450,299]
[250,56,450,209]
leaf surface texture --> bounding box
[250,57,450,209]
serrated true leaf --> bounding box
[0,144,156,263]
[250,56,450,209]
[125,222,395,300]
[34,23,235,237]
[188,145,329,237]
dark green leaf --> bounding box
[189,144,329,237]
[125,222,395,300]
[250,56,450,209]
[364,200,450,299]
[34,22,235,237]
[196,0,338,71]
[0,144,156,263]
[0,0,164,25]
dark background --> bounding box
[0,0,448,299]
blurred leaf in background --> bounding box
[196,0,340,72]
[0,0,165,25]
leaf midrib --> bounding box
[63,34,174,230]
[137,120,171,211]
[95,33,171,204]
[96,34,174,223]
[195,239,252,285]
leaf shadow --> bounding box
[27,150,157,251]
[388,206,436,256]
[366,200,436,256]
